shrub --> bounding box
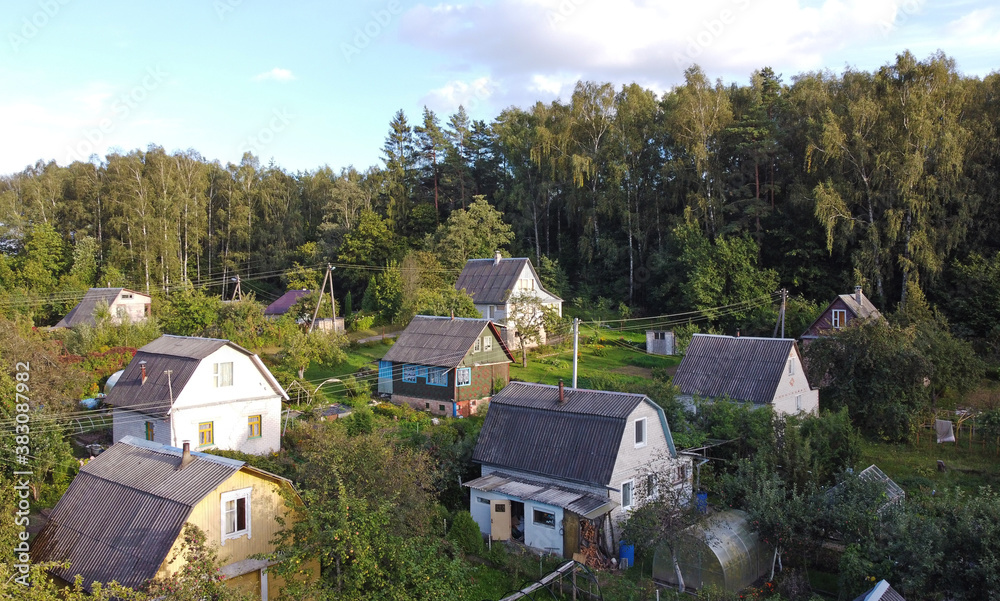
[447,511,485,556]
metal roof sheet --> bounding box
[465,472,616,518]
[455,257,562,305]
[382,316,514,367]
[673,334,798,405]
[55,288,150,328]
[853,580,906,601]
[264,289,312,316]
[31,437,247,591]
[472,382,646,486]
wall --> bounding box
[770,348,819,416]
[804,297,854,338]
[111,408,170,445]
[466,488,564,554]
[645,331,675,356]
[110,291,151,324]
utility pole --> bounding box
[781,288,787,338]
[230,275,243,302]
[310,264,337,333]
[572,318,580,388]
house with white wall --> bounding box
[55,287,151,328]
[105,335,288,454]
[466,382,691,557]
[673,334,819,416]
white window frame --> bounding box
[532,507,556,528]
[456,367,472,387]
[214,362,234,387]
[634,417,647,448]
[796,395,803,412]
[483,336,493,352]
[832,309,847,329]
[621,480,634,510]
[220,487,252,544]
[788,358,795,376]
[402,364,418,383]
[474,338,481,353]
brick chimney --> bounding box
[558,380,565,404]
[177,441,193,471]
[855,285,863,305]
[494,250,502,266]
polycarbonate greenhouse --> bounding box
[653,509,771,593]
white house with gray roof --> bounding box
[55,287,151,328]
[466,381,691,557]
[105,335,288,454]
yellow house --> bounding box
[32,436,315,599]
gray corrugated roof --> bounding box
[673,334,797,405]
[264,289,312,316]
[852,580,906,601]
[465,472,617,518]
[473,382,647,486]
[55,288,149,328]
[838,292,882,320]
[382,316,514,367]
[104,335,285,416]
[455,257,562,305]
[32,437,245,591]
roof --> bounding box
[31,437,247,591]
[853,580,906,601]
[264,289,311,316]
[455,257,562,305]
[673,334,800,405]
[473,382,673,486]
[465,472,617,519]
[382,315,514,368]
[802,288,883,338]
[55,288,149,328]
[104,335,288,416]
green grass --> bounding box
[860,433,1000,496]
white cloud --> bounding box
[251,67,296,82]
[421,76,497,113]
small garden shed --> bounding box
[653,509,770,593]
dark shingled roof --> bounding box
[55,288,149,328]
[264,289,312,316]
[673,334,799,405]
[31,437,245,591]
[473,382,656,486]
[455,257,562,305]
[852,580,906,601]
[382,316,514,368]
[104,335,286,417]
[838,291,882,320]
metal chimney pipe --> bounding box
[139,361,147,384]
[559,380,565,404]
[178,440,193,471]
[855,285,862,305]
[495,250,501,266]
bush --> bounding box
[447,511,485,556]
[348,312,376,332]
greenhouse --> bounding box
[652,509,771,593]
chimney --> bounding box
[139,360,147,385]
[558,380,565,404]
[178,441,193,471]
[494,250,502,266]
[855,285,863,305]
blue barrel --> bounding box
[696,491,708,514]
[618,541,635,569]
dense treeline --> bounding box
[3,50,1000,342]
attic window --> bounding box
[634,418,647,448]
[122,293,133,299]
[474,338,481,353]
[832,309,847,329]
[483,336,493,352]
[787,358,795,376]
[214,362,233,387]
[221,487,252,544]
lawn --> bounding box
[860,431,1000,496]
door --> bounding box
[378,361,393,395]
[490,500,510,541]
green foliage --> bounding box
[361,265,404,325]
[446,511,485,556]
[347,312,375,332]
[159,285,221,336]
[345,406,375,435]
[535,255,569,298]
[281,329,348,378]
[145,524,254,601]
[432,195,514,269]
[409,286,479,320]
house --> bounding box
[455,251,562,347]
[673,334,819,416]
[32,436,315,599]
[55,287,151,328]
[105,335,288,454]
[263,289,311,318]
[646,330,675,355]
[801,286,883,342]
[853,580,906,601]
[378,315,513,417]
[465,381,692,557]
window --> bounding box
[214,362,233,387]
[634,418,647,448]
[483,336,493,352]
[533,509,556,528]
[425,402,430,409]
[621,480,634,510]
[478,497,491,505]
[796,395,803,412]
[199,422,214,446]
[427,367,448,386]
[832,309,847,329]
[788,358,795,376]
[143,304,151,317]
[145,421,154,441]
[402,365,418,383]
[646,474,656,499]
[488,305,495,319]
[474,338,481,353]
[122,293,133,299]
[438,404,446,412]
[456,367,472,387]
[248,415,261,438]
[654,331,666,340]
[221,487,252,543]
[676,465,687,483]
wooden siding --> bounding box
[456,363,508,402]
[803,297,854,338]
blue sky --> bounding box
[2,0,998,176]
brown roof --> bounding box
[473,382,676,486]
[382,316,514,368]
[455,257,562,305]
[31,437,246,591]
[673,334,801,405]
[55,288,149,328]
[104,335,287,417]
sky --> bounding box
[1,0,998,177]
